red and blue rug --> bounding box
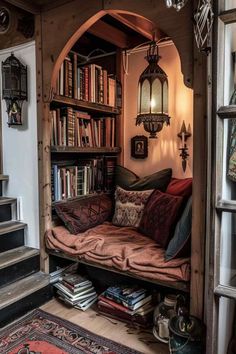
[0,309,142,354]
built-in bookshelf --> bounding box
[50,46,122,204]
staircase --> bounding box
[0,175,52,327]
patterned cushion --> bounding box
[165,196,192,260]
[112,186,153,228]
[139,190,183,248]
[115,165,172,191]
[55,194,113,234]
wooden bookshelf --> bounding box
[51,146,121,154]
[52,95,121,116]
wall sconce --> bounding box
[136,40,170,139]
[2,53,27,126]
[177,121,191,172]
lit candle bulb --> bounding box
[182,132,185,148]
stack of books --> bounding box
[54,273,97,311]
[97,285,154,327]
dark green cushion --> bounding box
[165,196,192,260]
[115,165,172,192]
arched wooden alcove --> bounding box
[36,0,206,320]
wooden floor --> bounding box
[41,299,169,354]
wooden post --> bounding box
[190,0,207,318]
[35,14,51,273]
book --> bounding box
[61,281,93,294]
[99,293,152,312]
[97,303,153,327]
[74,295,97,311]
[104,285,147,307]
[57,289,97,305]
[60,273,92,288]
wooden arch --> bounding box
[37,0,206,321]
[38,0,193,100]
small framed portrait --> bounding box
[131,135,148,159]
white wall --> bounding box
[0,41,39,248]
[123,42,193,178]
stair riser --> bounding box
[0,285,53,328]
[0,255,40,288]
[0,203,17,223]
[0,229,24,253]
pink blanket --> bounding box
[45,223,190,283]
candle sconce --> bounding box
[177,121,191,172]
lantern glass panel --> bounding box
[151,78,162,114]
[138,82,141,113]
[163,81,168,114]
[140,79,151,114]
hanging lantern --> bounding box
[2,53,27,126]
[136,41,170,138]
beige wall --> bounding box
[123,43,193,179]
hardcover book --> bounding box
[104,285,147,307]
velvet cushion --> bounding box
[115,165,172,192]
[112,186,153,228]
[55,193,113,234]
[166,177,192,199]
[139,190,183,248]
[165,196,192,260]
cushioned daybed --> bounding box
[45,167,192,290]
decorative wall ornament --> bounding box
[165,0,188,11]
[2,53,27,126]
[177,121,191,172]
[131,135,148,159]
[0,7,10,34]
[165,0,214,53]
[194,0,214,53]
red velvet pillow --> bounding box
[166,178,192,199]
[139,190,183,248]
[55,194,113,234]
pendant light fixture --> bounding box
[136,40,170,139]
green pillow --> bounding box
[115,165,172,192]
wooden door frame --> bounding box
[36,0,207,320]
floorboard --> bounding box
[41,298,169,354]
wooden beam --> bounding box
[87,20,130,48]
[4,0,40,14]
[109,13,153,40]
[41,0,74,12]
[219,8,236,24]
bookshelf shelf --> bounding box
[51,146,121,154]
[52,95,121,116]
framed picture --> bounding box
[131,135,148,159]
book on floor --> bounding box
[60,273,92,288]
[104,285,148,308]
[98,293,153,313]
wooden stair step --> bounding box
[0,246,39,270]
[0,272,50,310]
[0,220,26,235]
[0,175,9,181]
[0,197,17,206]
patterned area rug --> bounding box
[0,309,142,354]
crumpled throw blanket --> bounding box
[45,223,190,283]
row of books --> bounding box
[51,157,116,201]
[50,108,116,148]
[56,53,120,107]
[54,272,97,311]
[97,284,155,327]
